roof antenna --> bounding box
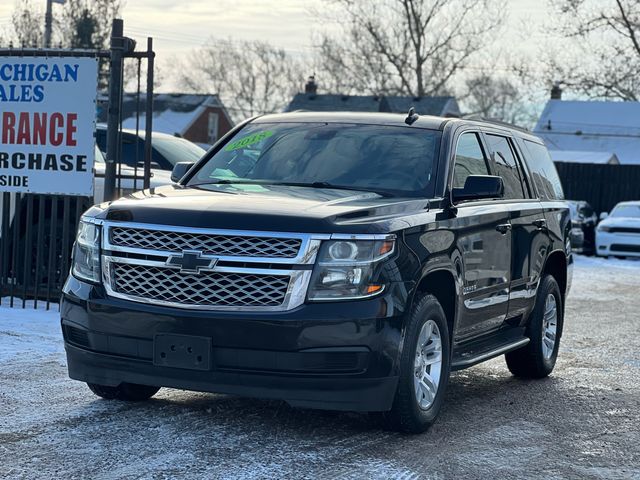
[405,107,419,125]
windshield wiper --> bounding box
[262,181,394,197]
[190,179,268,187]
[190,179,393,197]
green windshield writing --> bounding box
[224,131,274,151]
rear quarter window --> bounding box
[522,140,564,200]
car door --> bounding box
[483,132,548,321]
[450,131,512,339]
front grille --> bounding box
[609,227,640,235]
[610,244,640,253]
[111,262,290,307]
[110,227,302,258]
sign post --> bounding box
[0,56,98,196]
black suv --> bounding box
[61,112,572,433]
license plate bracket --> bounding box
[153,334,211,371]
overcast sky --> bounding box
[0,0,554,90]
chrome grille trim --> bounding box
[110,226,302,259]
[102,256,312,311]
[103,222,326,265]
[97,220,396,312]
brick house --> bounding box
[105,93,234,148]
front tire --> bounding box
[379,294,451,433]
[505,275,563,378]
[87,382,160,401]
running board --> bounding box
[451,337,530,371]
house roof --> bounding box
[284,93,460,116]
[549,150,620,165]
[285,94,384,112]
[110,93,230,137]
[384,96,460,116]
[533,100,640,165]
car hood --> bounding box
[599,217,640,229]
[86,183,431,234]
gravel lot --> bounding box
[1,255,639,479]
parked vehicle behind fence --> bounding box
[596,201,640,258]
[61,112,572,433]
[95,124,206,171]
[567,200,597,255]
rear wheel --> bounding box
[505,275,563,378]
[377,294,451,433]
[87,382,160,401]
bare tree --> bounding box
[178,39,302,118]
[7,0,121,49]
[57,0,122,50]
[461,73,534,126]
[10,0,44,47]
[315,0,503,96]
[550,0,640,100]
[123,58,164,92]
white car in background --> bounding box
[596,201,640,258]
[93,146,173,203]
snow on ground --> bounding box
[1,256,639,479]
[0,299,62,362]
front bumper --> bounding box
[61,276,411,411]
[596,231,640,257]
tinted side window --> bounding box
[522,140,564,200]
[96,129,107,154]
[485,134,526,199]
[453,133,490,188]
[120,134,143,168]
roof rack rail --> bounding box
[463,115,530,133]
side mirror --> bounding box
[171,162,194,183]
[599,212,609,221]
[452,175,504,203]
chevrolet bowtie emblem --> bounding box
[166,250,219,274]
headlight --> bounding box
[598,226,611,232]
[307,239,394,301]
[72,220,101,283]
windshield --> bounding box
[189,122,441,197]
[611,204,640,218]
[153,136,206,166]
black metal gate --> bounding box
[0,19,155,309]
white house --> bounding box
[548,150,619,165]
[533,99,640,165]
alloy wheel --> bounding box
[413,319,443,409]
[541,294,558,359]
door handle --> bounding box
[496,223,512,234]
[533,218,547,230]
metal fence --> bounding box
[0,19,154,309]
[0,193,91,308]
[555,161,640,215]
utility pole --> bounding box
[44,0,53,48]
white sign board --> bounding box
[0,57,98,195]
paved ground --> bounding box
[1,255,639,479]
